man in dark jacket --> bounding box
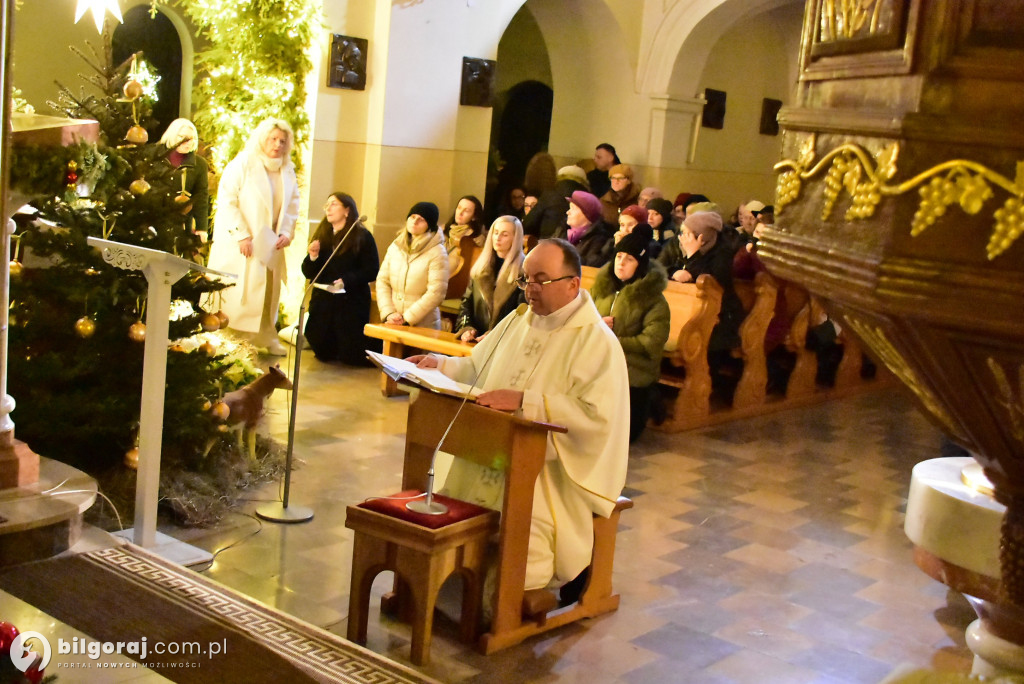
[587,143,619,198]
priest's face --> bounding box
[522,242,580,316]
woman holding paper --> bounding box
[300,192,380,364]
[207,118,300,355]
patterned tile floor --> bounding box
[174,351,977,683]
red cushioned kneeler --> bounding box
[357,489,492,529]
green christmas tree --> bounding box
[8,37,277,526]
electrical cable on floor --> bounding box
[193,511,264,573]
[30,486,124,531]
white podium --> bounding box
[88,237,235,566]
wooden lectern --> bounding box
[400,387,629,654]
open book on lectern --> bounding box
[366,351,482,401]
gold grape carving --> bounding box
[820,0,884,41]
[774,134,1024,259]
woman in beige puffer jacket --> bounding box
[376,201,450,330]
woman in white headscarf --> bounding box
[207,118,300,355]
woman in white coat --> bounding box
[207,118,300,355]
[376,202,450,330]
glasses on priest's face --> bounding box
[515,274,575,291]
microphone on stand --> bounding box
[407,302,529,515]
[256,215,368,524]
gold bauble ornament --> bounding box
[211,401,230,421]
[200,312,221,332]
[128,321,146,342]
[129,178,151,196]
[125,125,149,145]
[199,341,217,357]
[124,447,139,470]
[169,343,185,353]
[75,316,96,338]
[201,399,212,412]
[215,310,230,328]
[84,267,100,276]
[9,260,23,277]
[123,80,144,100]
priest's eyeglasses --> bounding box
[515,274,575,290]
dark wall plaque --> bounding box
[329,34,367,90]
[760,98,783,135]
[701,88,726,129]
[460,57,495,107]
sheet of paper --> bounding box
[313,283,346,294]
[252,226,278,268]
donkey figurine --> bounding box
[218,365,293,461]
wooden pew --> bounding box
[782,285,818,400]
[731,271,778,409]
[655,275,723,432]
[364,323,474,396]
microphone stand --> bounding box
[256,217,364,523]
[406,302,527,515]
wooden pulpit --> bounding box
[400,387,628,654]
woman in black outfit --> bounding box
[301,192,380,364]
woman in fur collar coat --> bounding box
[591,227,670,442]
[454,216,526,342]
[376,202,450,330]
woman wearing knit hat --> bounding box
[646,197,675,244]
[664,211,745,361]
[600,163,641,224]
[566,190,616,267]
[376,201,450,329]
[521,165,590,241]
[590,225,670,442]
[615,204,662,259]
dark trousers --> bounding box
[629,384,655,444]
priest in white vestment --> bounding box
[409,239,630,593]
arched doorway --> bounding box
[487,80,553,220]
[112,5,182,134]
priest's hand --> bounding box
[238,237,253,258]
[477,389,523,411]
[407,355,437,368]
[275,233,292,250]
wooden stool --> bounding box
[345,491,499,665]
